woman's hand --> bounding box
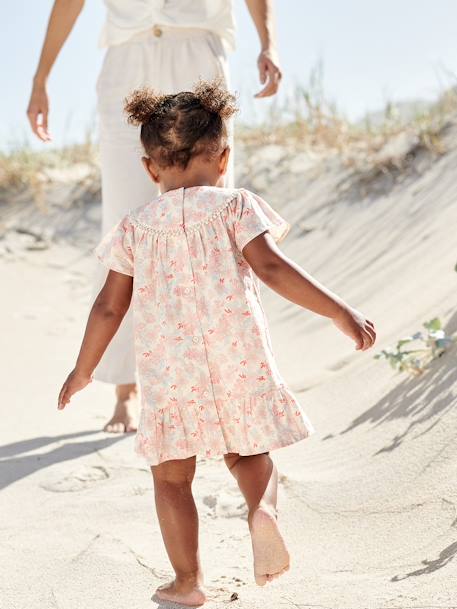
[333,307,377,351]
[26,0,85,141]
[58,369,92,410]
[254,48,282,98]
[27,80,52,142]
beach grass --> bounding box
[1,71,456,201]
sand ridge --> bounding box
[1,131,457,608]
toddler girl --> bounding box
[58,79,376,607]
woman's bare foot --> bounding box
[154,578,207,607]
[249,506,290,586]
[103,383,138,433]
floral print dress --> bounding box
[95,186,316,464]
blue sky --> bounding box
[2,0,457,150]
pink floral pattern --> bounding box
[94,186,316,464]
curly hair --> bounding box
[124,78,238,169]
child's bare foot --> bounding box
[154,578,207,606]
[103,383,138,433]
[249,506,290,586]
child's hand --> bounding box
[58,369,93,410]
[333,307,376,351]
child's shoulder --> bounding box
[127,186,259,213]
[124,186,261,232]
[185,186,263,213]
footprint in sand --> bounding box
[202,491,248,519]
[40,465,110,493]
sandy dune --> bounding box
[1,124,457,608]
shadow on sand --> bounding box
[391,540,457,581]
[151,592,206,609]
[337,310,457,453]
[0,430,129,490]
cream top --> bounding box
[99,0,236,52]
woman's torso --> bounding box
[100,0,236,52]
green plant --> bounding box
[374,318,455,375]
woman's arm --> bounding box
[27,0,85,141]
[244,0,282,98]
[242,232,377,350]
[58,270,133,408]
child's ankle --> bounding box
[248,503,278,524]
[175,570,203,587]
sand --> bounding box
[1,127,457,609]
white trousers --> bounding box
[93,25,233,384]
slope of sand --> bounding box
[1,123,457,609]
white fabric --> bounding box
[99,0,236,53]
[93,25,233,384]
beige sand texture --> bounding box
[1,124,457,609]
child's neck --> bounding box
[159,167,223,194]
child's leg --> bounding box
[151,456,206,606]
[224,452,290,586]
[224,452,278,519]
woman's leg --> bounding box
[151,456,206,606]
[224,452,290,586]
[93,41,159,432]
[103,383,138,433]
[93,135,155,431]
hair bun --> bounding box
[193,78,238,119]
[124,87,168,125]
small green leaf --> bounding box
[436,337,452,349]
[424,318,441,331]
[397,337,413,348]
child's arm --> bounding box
[58,270,133,409]
[242,232,376,350]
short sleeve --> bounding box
[93,214,135,276]
[233,189,290,252]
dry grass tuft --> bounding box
[237,62,457,174]
[0,135,99,207]
[1,65,457,204]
